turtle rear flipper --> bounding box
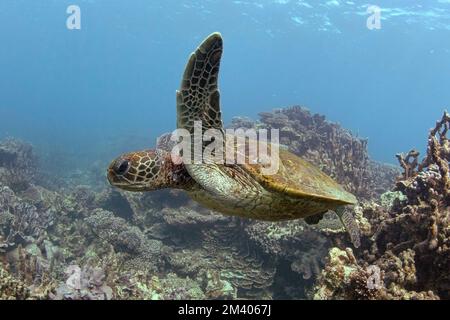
[336,207,361,248]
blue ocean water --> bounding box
[1,0,450,171]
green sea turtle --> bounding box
[107,33,360,247]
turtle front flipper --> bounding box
[188,163,259,201]
[177,32,224,135]
[335,207,361,248]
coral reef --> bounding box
[314,111,450,299]
[313,248,438,300]
[245,220,329,281]
[0,263,30,300]
[85,209,168,273]
[0,109,448,300]
[0,185,55,252]
[51,265,113,300]
[0,139,37,192]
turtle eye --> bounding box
[115,160,130,175]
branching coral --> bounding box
[396,111,450,196]
[315,111,450,300]
[396,150,421,180]
[421,111,450,200]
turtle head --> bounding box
[107,149,189,192]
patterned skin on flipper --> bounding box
[336,207,361,248]
[176,32,224,136]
